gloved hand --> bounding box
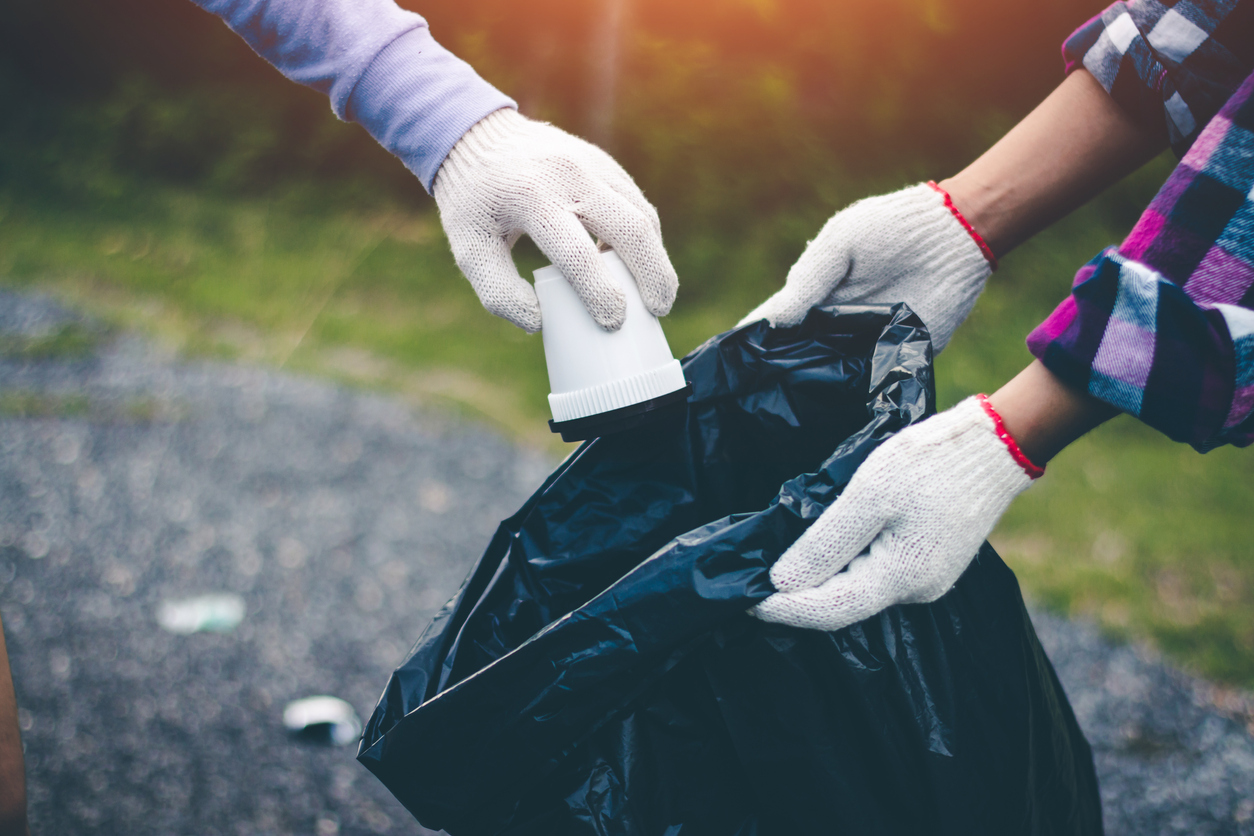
[751,395,1042,632]
[433,108,678,333]
[738,182,996,353]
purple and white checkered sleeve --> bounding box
[1219,305,1254,439]
[1028,69,1254,451]
[1063,0,1253,155]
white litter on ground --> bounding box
[282,696,362,746]
[156,593,246,634]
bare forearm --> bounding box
[940,70,1165,257]
[941,72,1163,463]
[0,617,27,836]
[987,360,1116,465]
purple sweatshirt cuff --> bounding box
[346,26,516,192]
[192,0,515,193]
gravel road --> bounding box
[0,288,1250,835]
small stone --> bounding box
[277,537,308,569]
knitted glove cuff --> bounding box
[434,108,527,194]
[926,181,998,270]
[974,394,1045,479]
[871,184,993,353]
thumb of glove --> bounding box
[769,476,889,593]
[447,231,544,332]
[737,233,854,329]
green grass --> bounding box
[0,165,1251,687]
[0,322,102,361]
[0,185,557,442]
[0,180,787,445]
[0,391,92,419]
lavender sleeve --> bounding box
[189,0,516,191]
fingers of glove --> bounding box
[751,554,893,632]
[768,487,888,593]
[528,210,628,330]
[448,233,543,332]
[576,192,678,317]
[600,166,665,240]
[786,215,856,294]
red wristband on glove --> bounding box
[975,394,1045,479]
[927,181,998,270]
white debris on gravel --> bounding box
[157,594,246,635]
[282,696,363,747]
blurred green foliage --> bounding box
[1,0,1104,213]
[0,0,1251,687]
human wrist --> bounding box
[433,109,529,202]
[986,360,1117,465]
[974,394,1044,479]
[935,173,1012,260]
[440,109,519,169]
[925,181,998,269]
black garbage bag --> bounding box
[358,305,1102,836]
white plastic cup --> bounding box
[534,250,687,425]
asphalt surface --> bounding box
[0,288,1251,835]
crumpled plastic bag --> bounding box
[359,305,1103,836]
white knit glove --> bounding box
[739,183,995,353]
[433,108,678,333]
[751,396,1042,632]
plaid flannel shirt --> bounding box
[1028,70,1254,450]
[1026,1,1254,451]
[1064,0,1254,153]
